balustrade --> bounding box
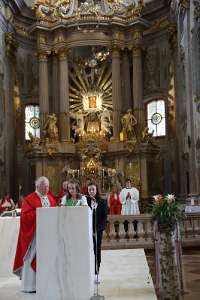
[102,213,200,249]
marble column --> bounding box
[112,47,121,140]
[132,29,144,126]
[52,53,59,114]
[122,49,132,112]
[58,49,70,141]
[38,51,49,133]
[4,33,17,196]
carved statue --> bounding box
[121,109,137,140]
[28,132,40,147]
[141,126,154,143]
[43,113,59,142]
[34,0,71,20]
[100,108,112,138]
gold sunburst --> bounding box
[69,62,112,113]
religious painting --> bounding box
[88,96,97,109]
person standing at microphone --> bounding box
[60,179,88,206]
[86,182,108,283]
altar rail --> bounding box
[102,213,200,249]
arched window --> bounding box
[146,100,166,137]
[25,104,40,140]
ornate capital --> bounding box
[132,30,143,48]
[57,48,68,60]
[4,32,18,57]
[38,50,50,62]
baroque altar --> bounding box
[8,0,165,204]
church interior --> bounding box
[1,0,200,299]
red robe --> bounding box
[109,192,122,215]
[13,192,56,275]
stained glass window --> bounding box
[147,100,166,137]
[25,105,40,140]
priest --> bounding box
[13,176,57,293]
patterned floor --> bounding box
[145,249,200,300]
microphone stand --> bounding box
[90,195,105,300]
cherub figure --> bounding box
[28,132,40,147]
[141,126,154,143]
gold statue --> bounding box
[28,132,40,147]
[43,113,59,142]
[141,126,154,143]
[121,109,137,140]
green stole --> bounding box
[64,198,78,206]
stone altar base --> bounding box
[36,207,94,300]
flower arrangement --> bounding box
[151,194,184,230]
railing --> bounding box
[102,213,200,249]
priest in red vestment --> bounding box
[13,176,57,293]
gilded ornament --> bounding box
[33,0,71,22]
[58,48,68,60]
[38,50,50,61]
[106,0,145,17]
[194,1,200,21]
[4,32,18,56]
[11,20,29,38]
[39,35,47,44]
[33,0,145,23]
[194,96,200,113]
[28,132,41,150]
[140,126,154,144]
[43,138,57,157]
[179,0,190,9]
[167,24,177,53]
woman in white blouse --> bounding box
[61,179,88,206]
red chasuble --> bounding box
[13,192,57,275]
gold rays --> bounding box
[69,63,112,112]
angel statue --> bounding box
[141,126,154,143]
[28,132,40,148]
[43,113,59,142]
[121,109,137,140]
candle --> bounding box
[120,132,124,141]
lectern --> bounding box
[36,207,94,300]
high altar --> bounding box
[3,0,176,204]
